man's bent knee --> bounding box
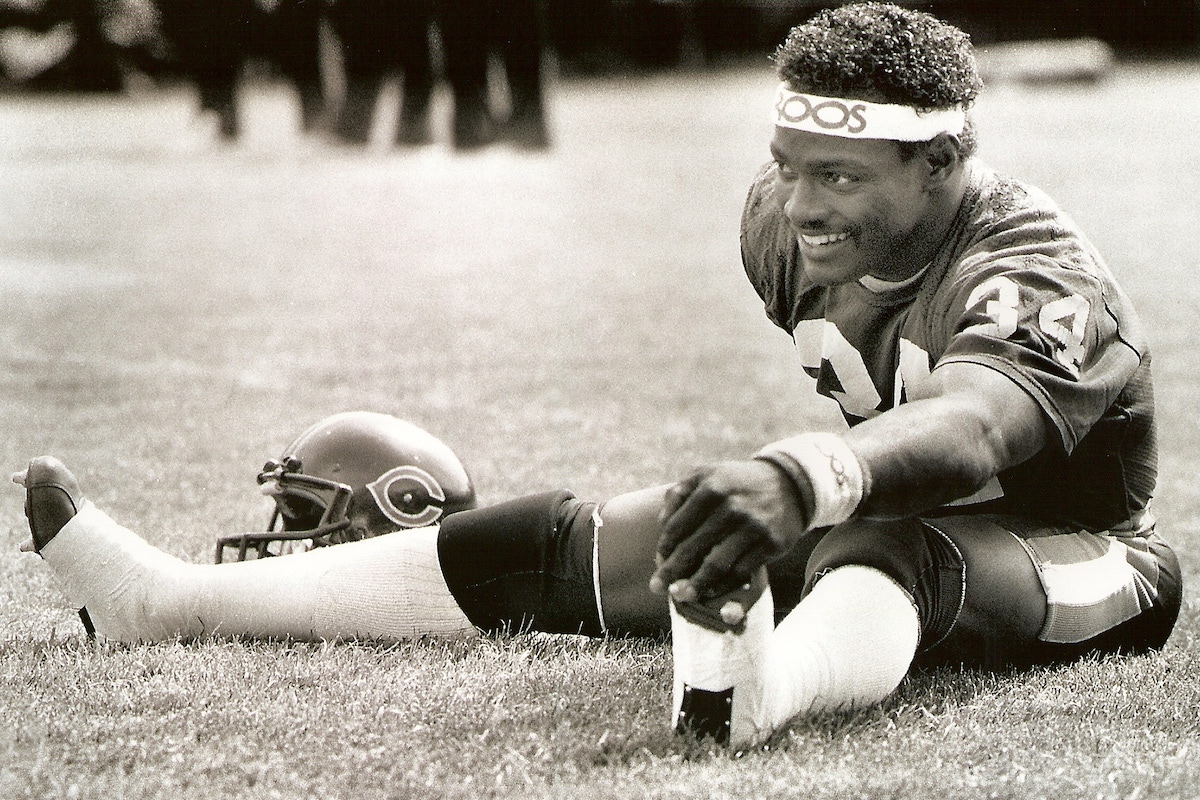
[803,517,966,656]
[439,491,602,636]
[595,486,672,637]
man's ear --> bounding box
[924,133,961,183]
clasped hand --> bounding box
[649,459,807,603]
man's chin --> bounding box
[804,262,864,287]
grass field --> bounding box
[1,56,1198,799]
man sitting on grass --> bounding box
[15,2,1180,749]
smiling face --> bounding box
[770,126,958,287]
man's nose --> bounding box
[781,179,825,229]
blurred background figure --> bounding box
[1,0,158,92]
[258,0,326,134]
[153,0,331,142]
[327,0,434,146]
[4,0,1195,147]
[155,0,255,139]
[439,0,549,150]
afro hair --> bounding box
[774,2,983,111]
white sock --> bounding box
[670,579,776,745]
[670,564,920,749]
[36,501,476,643]
[752,565,920,746]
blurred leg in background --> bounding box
[438,0,549,151]
[329,0,432,146]
[437,0,493,150]
[157,0,255,140]
[394,0,434,145]
[327,0,389,144]
[490,0,548,149]
[263,0,327,133]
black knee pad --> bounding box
[438,491,602,636]
[803,518,964,651]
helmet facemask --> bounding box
[215,458,357,562]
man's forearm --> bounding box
[760,363,1050,526]
[848,361,1050,520]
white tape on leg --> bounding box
[671,576,775,747]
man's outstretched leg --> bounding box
[14,457,673,644]
[16,457,476,642]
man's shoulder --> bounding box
[740,163,785,247]
[740,163,806,323]
[939,164,1111,290]
[957,165,1087,254]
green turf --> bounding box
[1,60,1198,799]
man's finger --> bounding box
[654,510,730,589]
[688,539,777,600]
[658,474,701,525]
[656,479,722,560]
[652,510,744,597]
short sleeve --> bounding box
[935,258,1142,453]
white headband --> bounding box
[773,84,965,141]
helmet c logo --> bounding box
[366,466,446,528]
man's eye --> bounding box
[774,161,798,180]
[822,171,857,188]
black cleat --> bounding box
[13,457,95,636]
[14,456,84,553]
[675,684,735,743]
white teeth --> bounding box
[801,232,850,247]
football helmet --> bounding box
[216,412,476,562]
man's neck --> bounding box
[877,163,972,283]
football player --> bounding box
[15,2,1180,749]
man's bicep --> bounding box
[916,360,1050,465]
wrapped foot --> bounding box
[670,567,774,747]
[13,456,84,553]
[13,456,96,635]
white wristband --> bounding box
[755,433,864,530]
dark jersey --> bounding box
[741,161,1157,534]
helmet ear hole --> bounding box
[387,480,431,516]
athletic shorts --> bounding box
[796,513,1181,670]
